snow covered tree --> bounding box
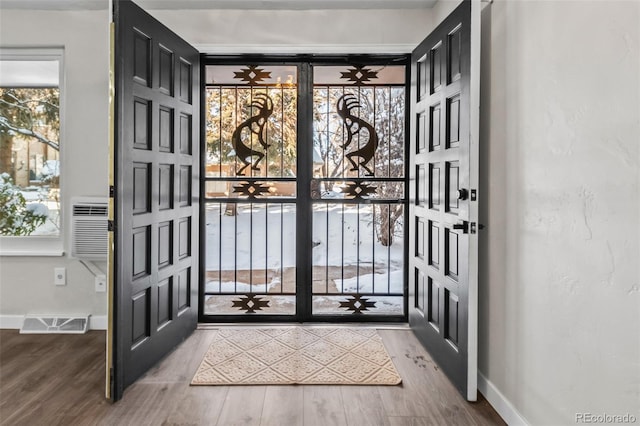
[0,88,60,182]
[205,87,297,177]
[0,173,47,235]
[0,88,59,235]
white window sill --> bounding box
[1,250,65,257]
[0,237,64,257]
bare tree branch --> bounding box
[0,119,59,151]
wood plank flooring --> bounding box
[0,328,504,426]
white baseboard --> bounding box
[0,315,24,329]
[478,371,529,425]
[0,314,107,330]
[89,315,107,330]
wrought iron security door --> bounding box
[202,60,407,321]
[310,65,407,317]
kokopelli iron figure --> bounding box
[336,94,379,176]
[231,93,273,176]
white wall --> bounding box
[478,0,639,424]
[147,8,434,52]
[0,9,110,325]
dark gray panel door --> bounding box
[112,0,199,401]
[409,0,478,400]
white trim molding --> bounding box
[0,0,438,10]
[194,43,415,55]
[478,371,529,426]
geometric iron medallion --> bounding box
[342,181,377,199]
[339,294,376,314]
[340,65,379,86]
[233,65,271,86]
[232,181,272,199]
[231,294,270,314]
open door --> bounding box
[109,0,200,401]
[408,0,480,400]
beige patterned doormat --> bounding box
[191,327,402,385]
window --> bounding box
[0,49,64,255]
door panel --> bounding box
[409,0,478,400]
[111,0,199,401]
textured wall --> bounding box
[147,8,434,52]
[478,1,640,424]
[0,10,109,319]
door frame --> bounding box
[106,0,481,403]
[198,54,411,323]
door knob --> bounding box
[457,188,468,200]
[452,221,469,234]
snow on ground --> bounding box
[311,295,403,315]
[335,270,404,294]
[205,203,403,271]
[206,203,296,271]
[205,280,280,293]
[205,203,405,306]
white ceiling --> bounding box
[0,0,438,10]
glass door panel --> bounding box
[311,65,407,317]
[203,64,298,316]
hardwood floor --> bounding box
[0,328,504,426]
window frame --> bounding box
[0,48,65,256]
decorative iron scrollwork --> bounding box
[231,294,270,314]
[232,93,273,176]
[339,294,376,314]
[337,94,379,176]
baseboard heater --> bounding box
[19,314,90,334]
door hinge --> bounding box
[108,220,116,232]
[109,185,115,198]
